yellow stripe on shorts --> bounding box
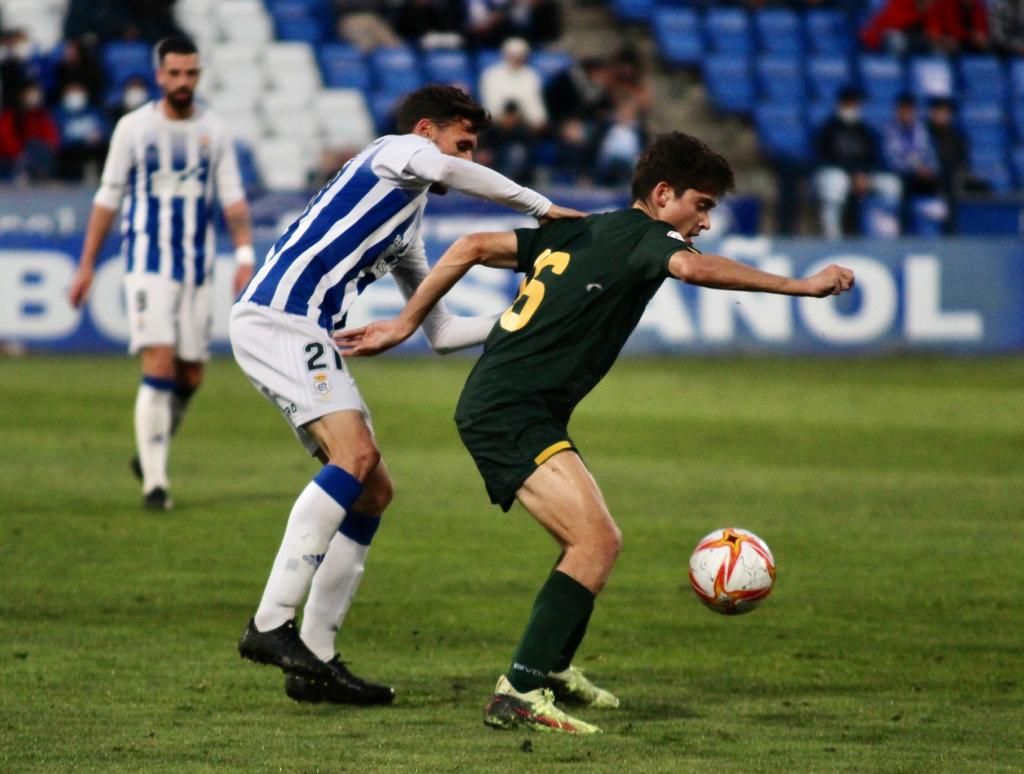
[534,440,572,466]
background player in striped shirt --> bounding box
[230,85,584,705]
[337,131,854,732]
[68,36,254,512]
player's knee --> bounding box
[359,476,393,514]
[328,440,380,482]
[598,522,623,564]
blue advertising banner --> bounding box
[3,227,1021,355]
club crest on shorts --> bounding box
[312,372,331,396]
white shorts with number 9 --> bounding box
[229,302,370,456]
[124,274,213,361]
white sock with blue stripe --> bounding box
[300,511,381,661]
[254,465,363,633]
[135,376,174,493]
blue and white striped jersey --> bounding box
[95,101,245,287]
[240,133,550,334]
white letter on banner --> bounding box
[90,259,129,341]
[699,256,793,341]
[637,282,695,343]
[904,255,982,341]
[0,252,77,337]
[800,257,896,342]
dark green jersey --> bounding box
[457,208,698,425]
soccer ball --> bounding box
[688,527,776,615]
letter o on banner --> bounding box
[799,257,897,343]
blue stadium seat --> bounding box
[1011,104,1024,142]
[1010,145,1024,188]
[958,56,1006,104]
[1011,59,1024,99]
[705,8,753,56]
[805,9,852,55]
[653,7,702,67]
[703,55,754,113]
[754,102,810,163]
[960,103,1009,155]
[370,47,422,96]
[276,16,324,43]
[755,8,804,56]
[806,55,853,103]
[807,99,834,132]
[908,55,954,99]
[755,55,805,103]
[611,0,655,23]
[969,154,1013,193]
[369,91,402,133]
[423,48,473,91]
[862,99,894,133]
[531,50,574,85]
[857,54,905,103]
[102,41,151,90]
[475,49,502,76]
[318,43,370,91]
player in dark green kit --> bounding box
[337,132,855,734]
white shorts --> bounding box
[123,274,212,362]
[229,302,370,455]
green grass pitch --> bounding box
[2,354,1023,772]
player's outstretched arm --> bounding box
[668,251,855,297]
[336,231,518,356]
[68,203,118,308]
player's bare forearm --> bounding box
[335,232,516,356]
[223,200,253,248]
[69,204,118,308]
[668,251,854,298]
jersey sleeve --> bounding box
[633,225,699,280]
[93,117,134,210]
[213,125,246,208]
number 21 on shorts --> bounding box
[500,249,570,332]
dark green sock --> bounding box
[551,607,593,674]
[507,571,595,694]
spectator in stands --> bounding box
[543,56,615,183]
[464,0,562,48]
[1,29,45,110]
[989,0,1024,56]
[925,96,969,232]
[479,99,536,184]
[927,0,989,53]
[54,80,109,182]
[883,94,944,232]
[594,98,645,188]
[480,37,547,132]
[607,45,653,126]
[394,0,466,48]
[861,0,933,53]
[334,1,404,52]
[64,0,183,42]
[52,38,105,107]
[108,75,152,124]
[0,80,60,182]
[813,86,902,238]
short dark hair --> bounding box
[153,36,198,68]
[630,131,735,203]
[394,84,491,134]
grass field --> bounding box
[2,354,1023,773]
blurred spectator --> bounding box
[335,1,404,52]
[607,45,652,129]
[65,0,183,41]
[108,75,152,124]
[395,0,466,48]
[594,98,645,188]
[465,0,562,47]
[862,0,989,53]
[813,86,902,238]
[925,96,970,232]
[52,38,105,107]
[479,99,536,184]
[927,0,989,53]
[480,37,547,131]
[1,29,46,110]
[882,94,944,232]
[543,56,615,183]
[989,0,1024,56]
[0,80,60,181]
[54,81,108,182]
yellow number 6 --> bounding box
[500,249,570,332]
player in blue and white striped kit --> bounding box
[230,85,584,704]
[69,37,255,512]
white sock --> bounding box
[301,531,371,661]
[254,466,362,633]
[134,380,173,492]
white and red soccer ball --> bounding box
[688,528,776,615]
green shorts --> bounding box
[454,401,575,512]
